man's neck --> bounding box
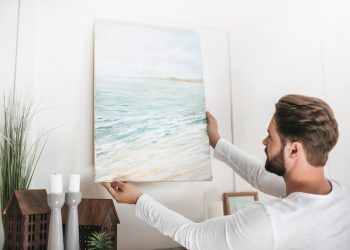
[284,175,332,196]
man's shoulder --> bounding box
[329,179,350,203]
[231,200,272,221]
[259,180,350,215]
[330,179,349,194]
[225,201,275,249]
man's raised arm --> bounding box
[206,112,285,197]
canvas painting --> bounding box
[94,20,212,182]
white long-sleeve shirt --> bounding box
[135,138,350,249]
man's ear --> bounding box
[288,141,302,159]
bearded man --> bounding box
[103,94,350,250]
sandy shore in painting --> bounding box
[94,76,212,182]
[95,132,211,182]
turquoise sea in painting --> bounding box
[95,76,211,181]
[94,20,212,181]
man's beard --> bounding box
[265,147,286,176]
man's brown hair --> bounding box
[274,94,338,166]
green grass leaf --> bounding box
[0,92,49,225]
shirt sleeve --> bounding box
[214,138,286,197]
[135,194,274,250]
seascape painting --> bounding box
[94,20,212,182]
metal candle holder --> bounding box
[64,192,82,250]
[47,193,65,250]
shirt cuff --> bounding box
[213,138,230,162]
[136,194,150,207]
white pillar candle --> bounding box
[50,174,63,194]
[68,174,80,193]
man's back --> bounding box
[213,138,350,249]
[263,179,350,250]
[103,99,350,249]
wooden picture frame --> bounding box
[223,192,259,215]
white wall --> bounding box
[3,1,234,249]
[0,0,19,93]
[1,0,350,249]
[319,0,350,191]
[229,0,350,194]
[0,0,19,244]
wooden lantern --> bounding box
[3,189,50,249]
[62,198,120,250]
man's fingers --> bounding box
[101,182,119,200]
[111,181,118,189]
[101,182,111,190]
[206,111,215,121]
[111,181,125,189]
[206,111,211,119]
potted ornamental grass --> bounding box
[0,92,48,248]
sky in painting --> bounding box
[94,20,203,81]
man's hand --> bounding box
[206,111,221,149]
[101,181,143,204]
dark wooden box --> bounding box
[62,198,120,250]
[3,189,50,249]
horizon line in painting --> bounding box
[94,20,212,182]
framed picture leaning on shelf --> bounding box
[223,192,258,215]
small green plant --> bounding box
[87,231,113,250]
